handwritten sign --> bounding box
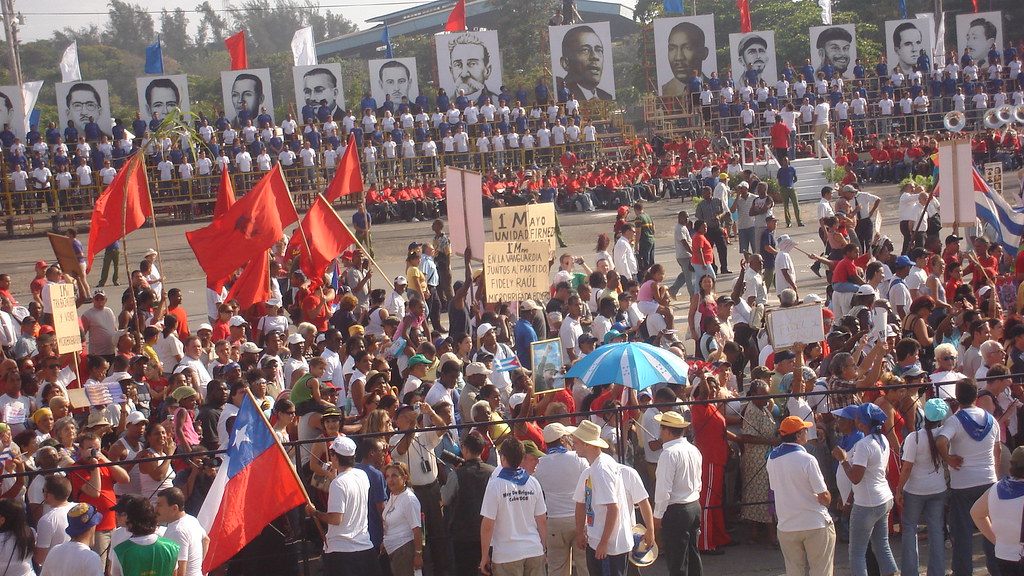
[446,167,486,261]
[49,283,81,354]
[491,203,557,254]
[766,303,824,350]
[484,241,550,303]
[84,382,125,406]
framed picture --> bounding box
[531,338,563,394]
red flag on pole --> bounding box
[323,135,364,202]
[445,0,466,32]
[285,195,356,283]
[186,165,297,284]
[86,154,153,273]
[225,252,271,309]
[972,0,978,12]
[737,0,752,33]
[214,169,236,221]
[225,31,248,70]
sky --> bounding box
[15,0,425,42]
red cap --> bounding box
[34,261,47,269]
[822,308,835,319]
[38,325,55,335]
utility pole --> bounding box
[1,0,22,87]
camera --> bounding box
[201,456,223,468]
[419,459,433,474]
[89,448,99,459]
[438,450,465,468]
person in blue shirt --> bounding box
[301,102,316,123]
[853,58,865,79]
[111,119,125,141]
[355,437,389,562]
[360,92,377,114]
[535,81,550,106]
[63,121,78,144]
[875,58,888,79]
[801,59,815,81]
[776,158,800,227]
[514,301,540,369]
[436,89,450,113]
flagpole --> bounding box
[278,165,316,269]
[337,217,395,290]
[241,388,326,540]
[121,153,143,336]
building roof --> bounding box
[317,0,637,60]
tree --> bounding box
[196,1,230,47]
[160,8,191,61]
[103,0,156,53]
[227,0,356,55]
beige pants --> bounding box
[813,124,830,156]
[777,522,836,576]
[545,516,589,576]
[492,554,545,576]
[388,539,416,576]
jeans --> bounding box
[901,491,947,576]
[738,227,755,255]
[950,483,1000,576]
[670,257,694,297]
[692,264,716,293]
[848,500,897,576]
[638,238,655,277]
[661,502,702,576]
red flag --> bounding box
[972,0,978,11]
[226,252,271,309]
[225,31,248,70]
[737,0,751,33]
[186,165,297,284]
[285,195,356,283]
[214,169,236,221]
[445,0,466,32]
[323,135,364,202]
[86,154,153,273]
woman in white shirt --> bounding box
[833,403,898,576]
[896,398,950,576]
[381,462,423,576]
[0,499,35,576]
[971,445,1024,573]
[153,317,184,377]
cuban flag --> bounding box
[198,393,307,572]
[493,356,522,372]
[972,167,1024,258]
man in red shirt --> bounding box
[69,432,130,565]
[29,261,47,307]
[769,118,791,161]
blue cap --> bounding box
[611,322,629,332]
[924,398,950,422]
[830,405,859,420]
[858,403,888,425]
[894,255,914,268]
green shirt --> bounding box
[634,213,655,242]
[289,373,316,406]
[113,536,180,576]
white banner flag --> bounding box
[21,80,42,133]
[59,42,81,83]
[291,27,317,67]
[818,0,832,25]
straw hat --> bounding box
[571,420,609,449]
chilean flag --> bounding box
[198,393,307,572]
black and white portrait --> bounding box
[292,63,345,119]
[884,16,934,75]
[434,30,502,104]
[956,11,1003,70]
[220,68,275,128]
[368,58,419,109]
[653,15,718,97]
[729,31,777,86]
[135,75,190,124]
[549,22,616,101]
[809,24,857,79]
[56,80,112,138]
[0,86,25,139]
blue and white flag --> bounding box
[145,37,163,74]
[493,356,522,373]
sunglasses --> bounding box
[940,356,956,361]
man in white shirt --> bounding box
[479,438,547,576]
[652,410,701,576]
[766,417,834,576]
[307,436,376,574]
[572,420,647,576]
[559,296,584,364]
[811,96,830,157]
[156,487,208,576]
[534,423,589,576]
[81,289,117,357]
[613,225,639,280]
[40,503,104,576]
[34,476,76,565]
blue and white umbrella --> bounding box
[564,342,689,391]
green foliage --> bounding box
[900,173,933,189]
[103,0,155,53]
[824,165,846,185]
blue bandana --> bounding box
[546,446,568,455]
[769,443,805,460]
[955,409,994,441]
[996,478,1024,500]
[497,466,530,486]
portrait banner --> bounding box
[956,11,1003,70]
[368,58,419,109]
[434,30,502,105]
[292,63,345,121]
[809,24,857,79]
[0,85,26,139]
[220,68,275,128]
[653,14,718,97]
[549,21,616,101]
[135,75,191,124]
[884,16,935,75]
[56,80,112,139]
[728,30,777,86]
